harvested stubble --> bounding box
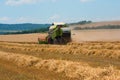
[0,42,120,60]
[0,51,120,80]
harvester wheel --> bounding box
[46,36,53,44]
[53,37,66,44]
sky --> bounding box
[0,0,120,24]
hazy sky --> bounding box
[0,0,120,23]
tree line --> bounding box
[69,20,92,25]
[5,27,48,35]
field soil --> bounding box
[0,29,120,42]
[0,29,120,80]
[72,29,120,42]
[0,33,47,43]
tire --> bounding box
[46,36,53,44]
[62,32,71,43]
[53,37,66,45]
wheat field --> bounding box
[0,29,120,80]
[0,41,120,80]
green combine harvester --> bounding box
[38,22,71,44]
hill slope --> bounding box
[70,21,120,30]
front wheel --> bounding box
[46,36,53,44]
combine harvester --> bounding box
[38,22,71,44]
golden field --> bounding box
[0,29,120,80]
[0,29,120,42]
[0,41,120,80]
